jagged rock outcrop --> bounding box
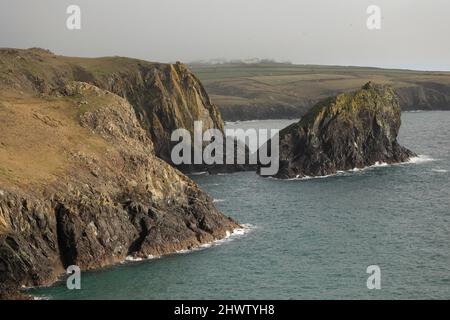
[0,51,239,298]
[263,82,416,179]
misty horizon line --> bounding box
[3,46,450,73]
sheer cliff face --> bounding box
[396,83,450,111]
[91,61,224,162]
[267,82,416,179]
[0,49,236,296]
[0,48,224,163]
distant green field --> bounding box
[191,62,450,120]
[193,63,431,79]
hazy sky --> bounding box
[1,0,449,70]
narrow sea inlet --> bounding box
[31,112,450,299]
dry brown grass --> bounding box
[0,90,109,189]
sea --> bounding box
[30,111,450,299]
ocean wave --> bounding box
[125,224,255,262]
[431,168,448,173]
[350,161,389,171]
[189,171,208,176]
[285,173,337,181]
[407,155,437,164]
[177,224,256,254]
[213,198,225,203]
[125,254,160,262]
[404,110,425,113]
[272,155,436,181]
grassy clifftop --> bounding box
[0,48,224,163]
[191,62,450,120]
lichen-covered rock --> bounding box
[264,82,416,179]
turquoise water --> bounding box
[31,112,450,299]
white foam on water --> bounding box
[372,161,390,167]
[268,174,332,181]
[212,224,255,245]
[432,168,448,173]
[193,224,256,250]
[124,224,256,261]
[199,243,213,249]
[189,171,208,176]
[348,161,389,173]
[273,155,436,181]
[213,199,225,203]
[175,249,191,254]
[125,256,144,262]
[125,254,160,262]
[404,110,425,113]
[290,173,337,181]
[407,155,437,164]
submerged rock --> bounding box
[263,82,416,179]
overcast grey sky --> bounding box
[1,0,449,70]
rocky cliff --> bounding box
[396,83,450,111]
[0,48,224,163]
[0,49,238,298]
[264,82,416,179]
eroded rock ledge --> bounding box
[263,82,416,179]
